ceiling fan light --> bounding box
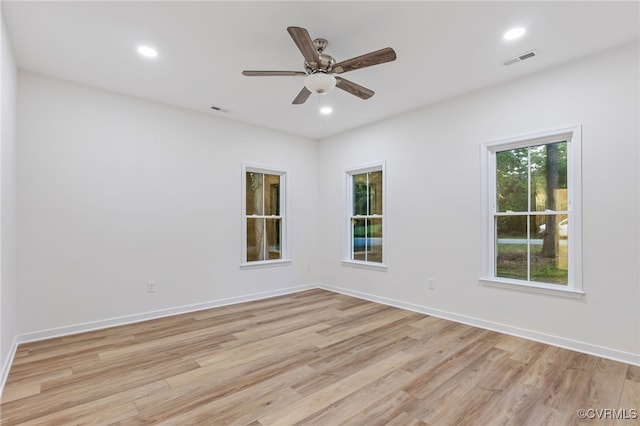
[137,45,158,58]
[304,73,336,94]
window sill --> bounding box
[479,277,584,299]
[241,259,291,269]
[342,260,388,271]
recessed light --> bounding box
[503,27,526,41]
[320,106,333,115]
[137,45,158,58]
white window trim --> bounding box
[479,125,583,296]
[241,162,289,267]
[343,161,387,269]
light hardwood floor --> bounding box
[1,289,638,425]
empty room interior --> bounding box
[1,1,639,424]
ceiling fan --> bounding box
[242,26,397,105]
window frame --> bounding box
[480,125,583,296]
[241,163,289,267]
[343,161,387,269]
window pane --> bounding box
[530,214,568,285]
[246,218,265,261]
[352,218,366,261]
[265,218,281,260]
[496,215,528,280]
[368,171,383,215]
[246,172,263,216]
[353,174,368,216]
[367,218,383,263]
[264,174,280,216]
[496,147,528,212]
[531,142,568,212]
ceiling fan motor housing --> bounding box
[304,38,335,73]
[305,56,335,73]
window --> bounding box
[345,163,385,266]
[481,126,582,294]
[242,164,287,265]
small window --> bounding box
[345,163,385,266]
[481,126,582,294]
[242,164,287,265]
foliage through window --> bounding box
[482,126,582,292]
[347,165,384,264]
[243,166,285,264]
[496,142,568,284]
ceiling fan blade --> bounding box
[335,77,374,100]
[292,87,312,104]
[242,70,306,77]
[332,47,397,74]
[287,27,319,66]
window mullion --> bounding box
[365,216,370,262]
[366,172,370,215]
[490,152,497,278]
[366,172,370,262]
[262,173,265,215]
[352,217,356,260]
[262,174,266,261]
[352,175,356,261]
[527,147,531,282]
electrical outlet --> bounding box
[147,281,156,293]
[428,278,436,290]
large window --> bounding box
[345,163,385,265]
[481,126,582,294]
[242,164,286,265]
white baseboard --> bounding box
[1,335,19,397]
[3,280,637,400]
[1,286,321,399]
[15,283,317,345]
[318,283,640,366]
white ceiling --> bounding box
[3,1,639,139]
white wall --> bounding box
[17,72,319,334]
[1,10,18,381]
[12,41,640,364]
[318,42,640,361]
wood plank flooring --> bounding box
[1,289,638,425]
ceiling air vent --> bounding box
[210,105,231,113]
[501,50,537,66]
